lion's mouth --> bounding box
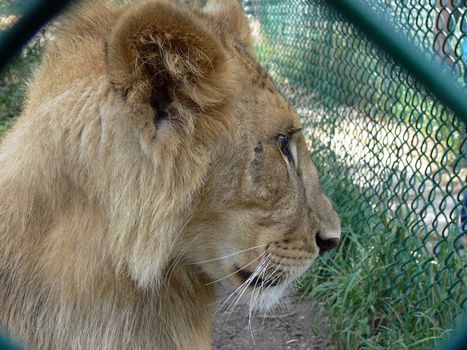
[234,264,283,288]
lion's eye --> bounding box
[277,134,293,164]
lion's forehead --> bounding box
[223,43,300,129]
[229,42,281,98]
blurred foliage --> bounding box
[0,0,44,133]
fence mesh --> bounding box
[242,0,466,348]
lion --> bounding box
[0,0,341,349]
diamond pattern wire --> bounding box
[242,0,466,346]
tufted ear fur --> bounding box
[204,0,253,48]
[106,0,236,131]
[103,1,240,289]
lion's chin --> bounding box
[213,260,311,313]
[219,275,291,313]
[249,285,290,312]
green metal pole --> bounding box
[326,0,467,126]
[0,0,74,72]
[0,333,22,350]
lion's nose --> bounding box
[315,233,340,254]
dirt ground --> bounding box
[213,294,335,350]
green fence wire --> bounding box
[0,0,466,349]
[242,0,466,348]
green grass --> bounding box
[299,164,465,350]
[0,118,10,134]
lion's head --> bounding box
[97,0,341,309]
[0,2,341,345]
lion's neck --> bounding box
[0,178,217,350]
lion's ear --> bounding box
[204,0,253,48]
[106,1,235,125]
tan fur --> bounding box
[0,1,341,349]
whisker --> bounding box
[229,259,265,334]
[257,257,287,327]
[204,251,266,286]
[269,259,287,288]
[270,258,286,280]
[294,277,304,288]
[161,225,200,297]
[248,257,269,338]
[249,258,269,308]
[215,251,268,315]
[216,280,248,315]
[222,278,250,316]
[220,258,266,332]
[189,244,267,265]
[223,255,268,312]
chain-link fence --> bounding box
[242,0,466,348]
